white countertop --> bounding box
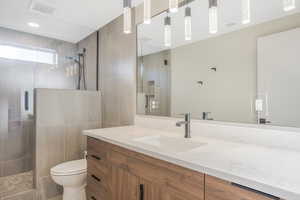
[84,126,300,200]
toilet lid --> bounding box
[51,159,87,176]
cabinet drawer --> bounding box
[205,175,280,200]
[87,161,110,191]
[87,137,109,158]
[86,181,109,200]
[87,149,108,170]
[87,156,110,176]
[88,149,107,163]
[86,188,101,200]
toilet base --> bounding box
[63,186,86,200]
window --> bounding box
[0,44,57,65]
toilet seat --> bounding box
[51,159,87,176]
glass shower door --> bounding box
[0,58,35,195]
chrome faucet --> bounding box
[176,113,191,138]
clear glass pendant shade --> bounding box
[144,0,151,24]
[123,0,132,34]
[185,7,192,41]
[169,0,179,13]
[242,0,251,24]
[209,6,218,34]
[208,0,218,34]
[164,16,171,47]
[283,0,296,11]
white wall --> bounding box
[258,28,300,128]
[170,13,300,123]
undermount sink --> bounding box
[133,135,206,153]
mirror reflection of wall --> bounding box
[257,27,300,128]
[137,50,171,116]
[137,0,300,128]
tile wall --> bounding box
[34,89,101,199]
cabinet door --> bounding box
[139,179,163,200]
[111,166,139,200]
[137,178,202,200]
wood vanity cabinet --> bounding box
[87,137,204,200]
[87,137,280,200]
[205,175,278,200]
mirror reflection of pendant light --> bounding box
[123,0,132,34]
[209,0,218,34]
[185,7,192,41]
[164,16,171,47]
[242,0,250,24]
[144,0,151,24]
[169,0,179,13]
[283,0,295,11]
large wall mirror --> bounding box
[137,0,300,128]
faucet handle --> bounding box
[185,113,191,121]
[180,113,191,122]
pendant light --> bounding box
[242,0,250,24]
[164,16,171,47]
[208,0,218,34]
[169,0,179,13]
[144,0,151,24]
[123,0,132,34]
[283,0,295,11]
[185,7,192,41]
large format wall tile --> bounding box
[65,124,86,161]
[36,126,66,178]
[35,91,66,127]
[77,32,98,91]
[99,13,136,128]
[2,156,32,177]
[35,89,101,199]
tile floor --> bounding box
[0,171,33,199]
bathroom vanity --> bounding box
[84,124,300,200]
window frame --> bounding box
[0,43,58,65]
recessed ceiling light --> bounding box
[28,22,40,28]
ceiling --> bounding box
[0,0,143,43]
[138,0,300,56]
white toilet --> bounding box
[51,159,87,200]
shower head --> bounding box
[78,48,86,57]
